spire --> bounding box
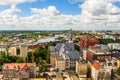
[69,28,73,43]
[70,28,72,41]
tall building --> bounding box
[69,28,73,43]
[20,44,28,62]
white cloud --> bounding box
[107,3,120,15]
[0,5,21,15]
[81,0,107,15]
[30,6,60,16]
[79,0,120,29]
[0,5,83,30]
[0,0,120,30]
[69,0,120,3]
[0,0,36,5]
[80,0,120,16]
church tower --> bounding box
[69,28,73,43]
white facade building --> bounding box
[108,43,120,50]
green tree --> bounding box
[8,56,17,62]
[28,52,32,62]
[41,64,47,71]
[5,46,9,57]
[74,44,80,51]
[0,58,4,65]
[46,50,50,63]
[99,39,114,44]
[16,57,23,63]
[115,39,120,43]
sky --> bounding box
[0,0,120,30]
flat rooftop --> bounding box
[88,48,110,55]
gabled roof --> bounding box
[64,43,74,51]
[55,43,80,60]
[55,43,63,51]
[3,63,35,72]
[49,46,55,52]
[65,43,74,48]
[67,51,80,60]
[55,43,74,51]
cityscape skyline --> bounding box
[0,0,120,30]
[0,29,120,79]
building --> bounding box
[50,54,56,67]
[116,58,120,68]
[103,34,115,40]
[86,46,117,80]
[49,46,56,67]
[0,74,3,80]
[83,49,87,60]
[76,60,88,78]
[78,37,99,48]
[49,43,80,71]
[87,47,114,60]
[9,46,20,56]
[66,51,80,69]
[2,63,36,80]
[91,61,112,80]
[108,43,120,50]
[87,46,117,68]
[20,44,28,62]
[55,55,66,71]
[13,34,23,39]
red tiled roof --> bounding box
[3,63,34,71]
[89,38,99,42]
[78,37,99,48]
[92,61,101,70]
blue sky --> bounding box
[0,0,120,30]
[16,0,83,16]
[114,2,120,7]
